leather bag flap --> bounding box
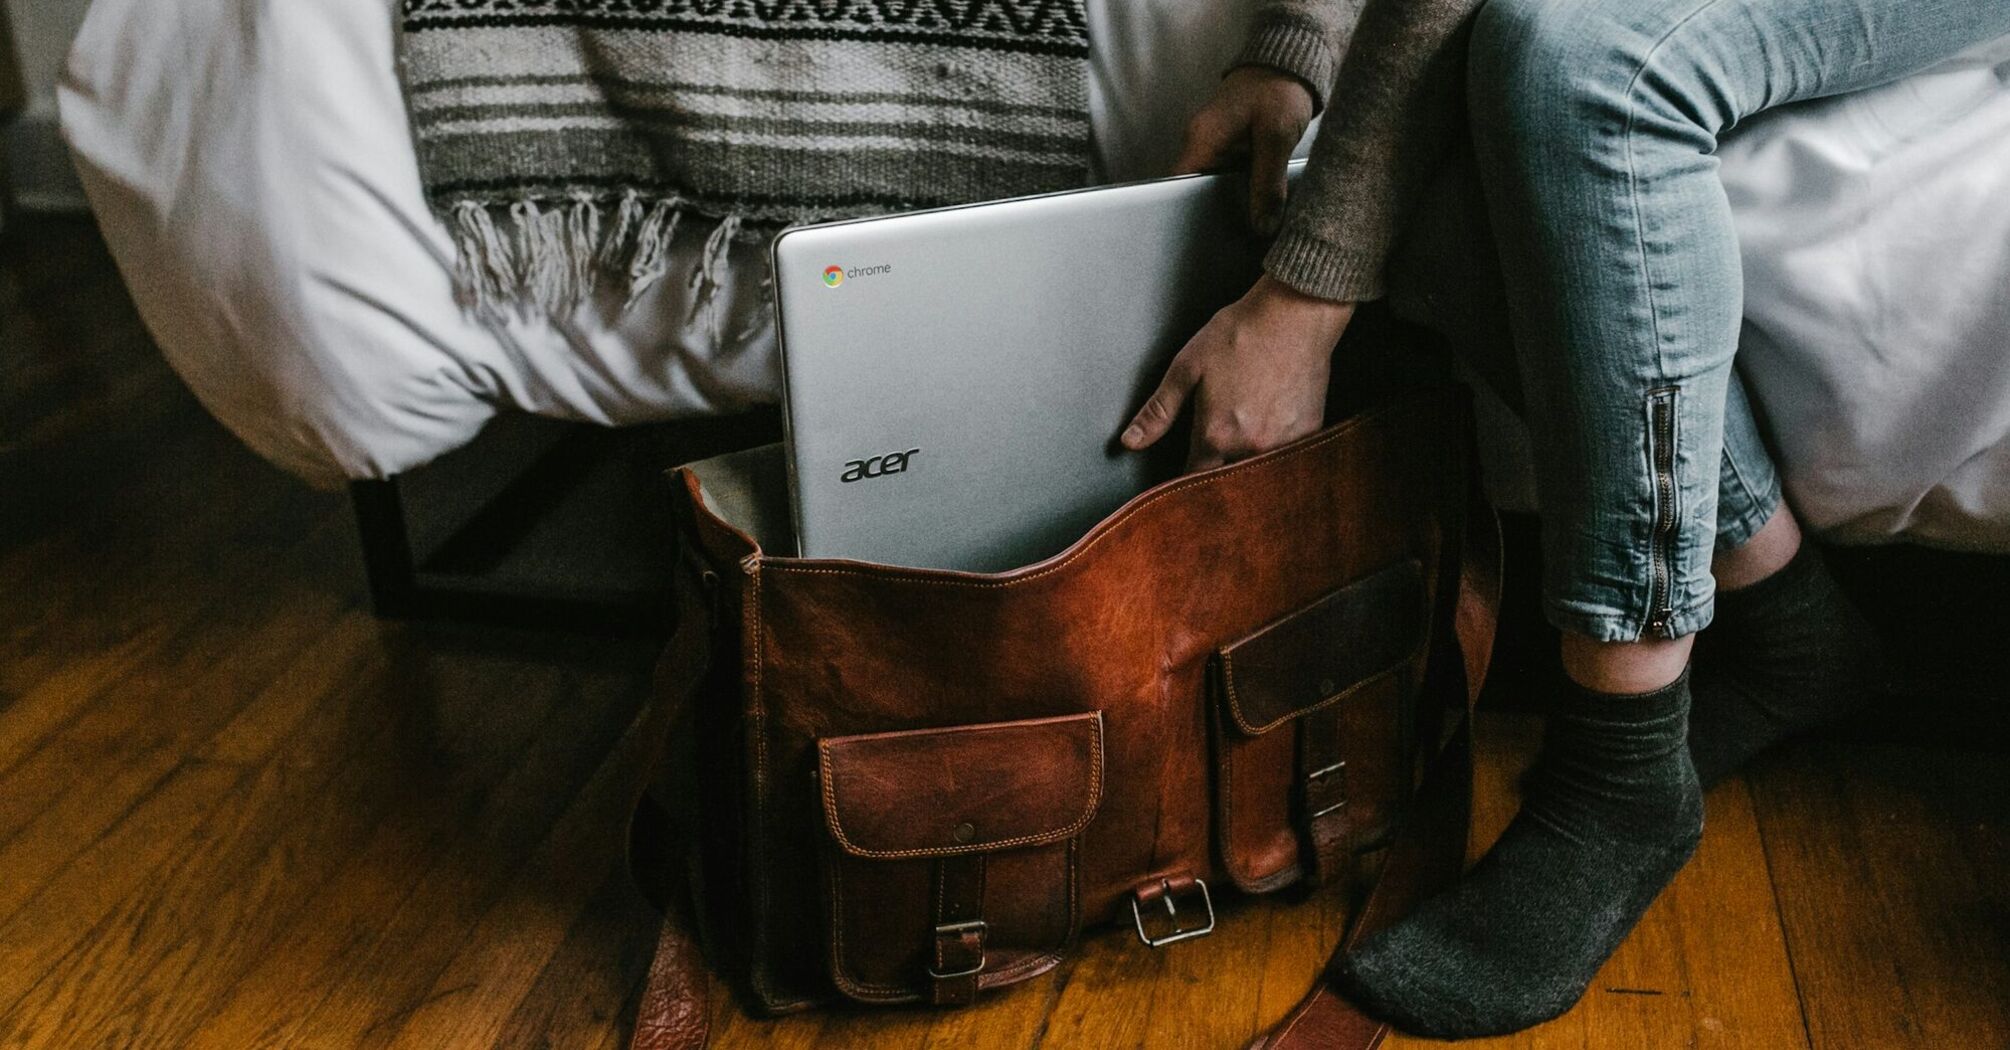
[818,713,1104,860]
[1217,559,1428,736]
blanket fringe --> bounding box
[447,195,754,324]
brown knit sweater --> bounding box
[1240,0,1485,302]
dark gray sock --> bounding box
[1337,672,1702,1039]
[1688,545,1883,788]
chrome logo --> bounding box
[822,265,844,288]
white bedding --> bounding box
[56,0,2010,549]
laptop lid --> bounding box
[771,163,1300,572]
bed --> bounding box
[55,0,2010,551]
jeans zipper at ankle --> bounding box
[1646,388,1679,638]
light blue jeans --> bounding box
[1455,0,2010,642]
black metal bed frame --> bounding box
[348,409,781,635]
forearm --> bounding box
[1264,0,1485,303]
[1236,0,1369,112]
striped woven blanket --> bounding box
[399,0,1093,315]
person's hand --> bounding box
[1174,66,1316,236]
[1121,276,1356,471]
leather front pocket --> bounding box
[1211,559,1428,893]
[815,712,1103,1004]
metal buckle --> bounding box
[1129,878,1216,948]
[927,920,988,980]
[1304,759,1349,820]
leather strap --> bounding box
[1247,462,1503,1050]
[1296,707,1350,885]
[627,545,719,1050]
[628,457,1504,1050]
[1246,721,1473,1050]
[929,857,989,1005]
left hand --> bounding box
[1120,275,1356,471]
[1174,66,1317,236]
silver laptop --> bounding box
[771,161,1302,572]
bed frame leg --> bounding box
[349,477,419,619]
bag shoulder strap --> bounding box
[628,546,719,1050]
[628,482,1503,1050]
[1248,470,1502,1050]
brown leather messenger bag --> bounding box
[623,386,1502,1050]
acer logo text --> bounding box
[840,449,920,483]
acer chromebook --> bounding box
[772,160,1305,573]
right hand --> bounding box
[1173,66,1317,236]
[1121,275,1355,471]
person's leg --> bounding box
[1710,372,1792,588]
[1338,0,2010,1038]
[1683,371,1888,785]
[1387,164,1887,787]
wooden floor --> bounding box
[3,214,2007,1049]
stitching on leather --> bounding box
[1271,992,1323,1046]
[823,718,1103,997]
[826,859,912,1000]
[979,838,1077,992]
[819,714,1106,859]
[1226,656,1419,739]
[1217,700,1241,883]
[1066,837,1080,941]
[744,562,786,1004]
[825,854,934,1000]
[761,408,1399,587]
[1219,565,1428,736]
[828,846,1071,1000]
[824,853,874,999]
[1216,700,1283,891]
[975,857,988,923]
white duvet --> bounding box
[56,0,2010,549]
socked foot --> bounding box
[1689,545,1884,788]
[1338,673,1703,1039]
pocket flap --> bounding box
[1217,559,1427,736]
[818,712,1104,860]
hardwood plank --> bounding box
[0,607,374,1027]
[0,573,355,1002]
[377,654,670,1050]
[0,726,365,1047]
[1033,905,1171,1049]
[0,457,337,762]
[127,643,644,1050]
[705,998,838,1050]
[217,644,651,1050]
[1137,892,1293,1048]
[491,865,660,1050]
[0,614,407,1047]
[918,961,1066,1050]
[0,579,351,927]
[1661,778,1809,1048]
[173,646,594,1050]
[1384,714,1807,1050]
[1750,740,2010,1049]
[0,618,176,793]
[0,758,249,1011]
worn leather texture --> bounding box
[818,714,1105,858]
[628,386,1500,1048]
[816,714,1100,1001]
[1212,558,1427,892]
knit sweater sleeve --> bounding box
[1235,0,1367,113]
[1262,0,1485,303]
